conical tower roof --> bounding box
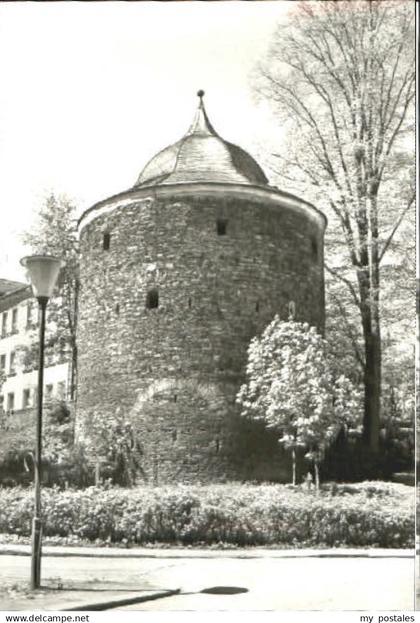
[134,91,268,188]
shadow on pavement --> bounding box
[200,586,249,595]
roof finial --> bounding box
[187,90,216,136]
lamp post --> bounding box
[20,255,62,590]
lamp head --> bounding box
[20,255,63,301]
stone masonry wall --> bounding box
[76,188,325,484]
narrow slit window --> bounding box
[146,289,159,309]
[115,303,120,315]
[255,301,260,313]
[288,301,296,320]
[311,237,318,259]
[216,219,227,236]
[103,233,111,251]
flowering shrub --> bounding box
[0,482,413,548]
[236,318,362,487]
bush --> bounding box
[0,482,413,548]
[0,401,77,488]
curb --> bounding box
[62,589,180,611]
[0,545,414,559]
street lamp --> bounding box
[20,255,62,590]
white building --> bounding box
[0,278,69,415]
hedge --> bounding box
[0,482,414,548]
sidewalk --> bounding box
[0,584,179,612]
[0,549,181,611]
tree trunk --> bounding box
[358,192,382,454]
[292,448,296,486]
[362,323,381,453]
[69,279,79,401]
[69,342,77,401]
[314,461,320,490]
[94,461,101,486]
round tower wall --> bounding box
[77,187,325,483]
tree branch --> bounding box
[325,263,361,309]
[329,291,365,369]
[378,192,415,263]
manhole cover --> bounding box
[200,586,248,595]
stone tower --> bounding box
[76,92,326,484]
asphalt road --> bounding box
[116,557,415,611]
[0,553,415,611]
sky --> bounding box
[0,0,293,282]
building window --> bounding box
[255,301,260,313]
[146,289,159,309]
[216,219,227,236]
[45,384,53,400]
[103,233,111,250]
[11,308,18,334]
[0,354,5,374]
[57,381,66,400]
[7,392,14,412]
[9,351,16,376]
[23,389,31,409]
[26,302,33,328]
[0,395,3,412]
[1,313,7,338]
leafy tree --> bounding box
[0,399,75,486]
[81,407,142,486]
[22,193,79,398]
[236,316,361,488]
[253,0,415,454]
[43,400,75,464]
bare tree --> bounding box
[254,0,415,453]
